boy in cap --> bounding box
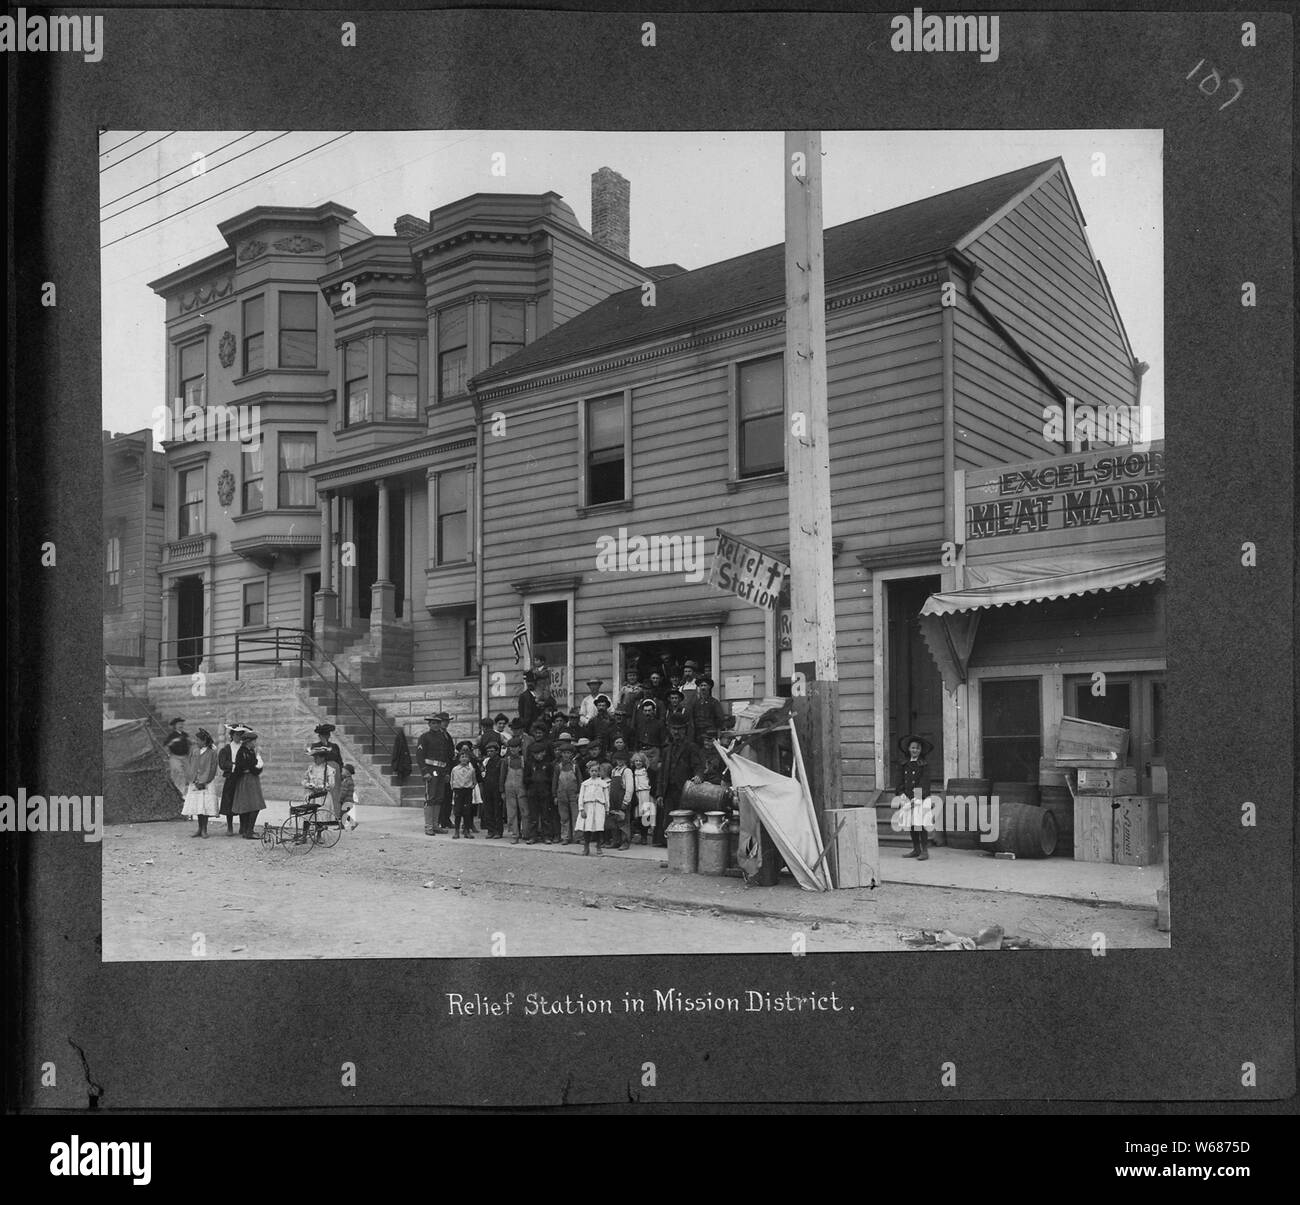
[450,747,478,838]
[523,739,553,844]
[552,734,581,843]
[616,666,645,717]
[502,736,527,843]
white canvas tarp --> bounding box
[717,736,831,892]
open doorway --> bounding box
[885,575,944,787]
[175,575,204,674]
[613,630,719,705]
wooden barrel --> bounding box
[993,781,1041,807]
[1040,785,1073,857]
[944,779,990,849]
[991,800,1058,858]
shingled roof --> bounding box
[472,158,1060,388]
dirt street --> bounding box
[102,803,1168,960]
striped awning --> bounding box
[919,557,1165,689]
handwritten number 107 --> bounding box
[1187,59,1243,111]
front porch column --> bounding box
[371,476,396,624]
[314,488,340,648]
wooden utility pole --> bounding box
[783,131,842,828]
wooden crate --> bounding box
[1073,766,1138,796]
[1073,796,1114,863]
[1112,795,1161,866]
[823,806,880,889]
[1054,716,1130,766]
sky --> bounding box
[100,129,1163,439]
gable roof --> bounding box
[473,158,1060,387]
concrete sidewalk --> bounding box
[260,799,1162,919]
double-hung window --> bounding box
[279,292,317,368]
[179,340,205,411]
[242,580,266,628]
[345,339,370,425]
[438,306,468,400]
[737,354,784,478]
[436,470,468,564]
[489,300,525,366]
[242,296,264,374]
[178,467,204,537]
[585,393,628,506]
[105,535,122,609]
[278,433,317,508]
[241,442,264,513]
[386,334,419,420]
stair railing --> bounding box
[102,659,172,755]
[292,631,405,762]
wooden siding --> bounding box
[550,235,645,328]
[412,609,473,682]
[480,285,947,805]
[951,296,1061,470]
[966,172,1136,413]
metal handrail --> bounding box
[102,659,172,755]
[293,631,404,761]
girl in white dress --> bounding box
[576,760,609,855]
[181,728,221,837]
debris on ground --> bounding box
[811,922,821,931]
[581,898,599,909]
[422,880,437,889]
[975,924,1004,949]
[905,924,1036,950]
[994,852,1016,860]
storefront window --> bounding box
[1071,680,1132,732]
[981,678,1041,781]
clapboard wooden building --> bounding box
[471,157,1148,807]
[136,156,1155,814]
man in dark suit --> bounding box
[416,713,456,835]
[517,672,543,732]
[654,711,705,847]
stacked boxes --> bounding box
[1112,794,1163,866]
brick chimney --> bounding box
[590,167,630,260]
[394,213,430,239]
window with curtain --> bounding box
[585,393,626,505]
[386,334,419,420]
[105,535,122,608]
[437,469,468,564]
[438,306,468,400]
[241,442,263,513]
[278,292,317,368]
[242,296,264,374]
[490,299,525,365]
[345,339,370,424]
[278,433,317,508]
[242,580,266,627]
[179,340,205,410]
[178,467,204,537]
[737,354,784,477]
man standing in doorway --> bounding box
[164,717,191,799]
[417,712,455,835]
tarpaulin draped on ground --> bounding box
[103,713,182,824]
[716,741,831,892]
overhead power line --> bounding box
[100,132,355,250]
[99,132,174,173]
[99,131,146,158]
[101,132,260,211]
[101,132,293,222]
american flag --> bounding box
[512,613,528,665]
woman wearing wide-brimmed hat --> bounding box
[893,734,936,861]
[302,741,340,815]
[181,728,221,837]
[219,724,266,839]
